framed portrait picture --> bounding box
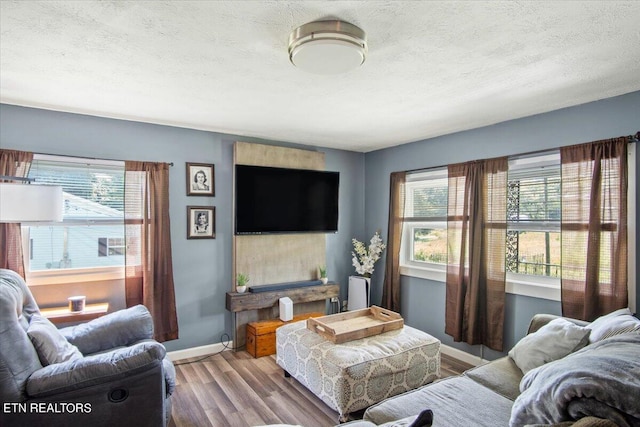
[187,206,215,239]
[186,162,215,196]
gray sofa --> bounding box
[346,312,640,427]
[0,268,176,427]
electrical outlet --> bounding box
[342,300,348,312]
[330,296,339,303]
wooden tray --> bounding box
[306,306,404,344]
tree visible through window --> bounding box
[413,228,447,263]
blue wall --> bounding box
[0,104,365,352]
[1,91,637,357]
[365,91,640,360]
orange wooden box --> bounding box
[246,312,323,358]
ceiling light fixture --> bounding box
[288,20,367,75]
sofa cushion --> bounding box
[27,314,83,366]
[363,376,513,427]
[586,308,640,343]
[463,356,523,400]
[508,318,590,374]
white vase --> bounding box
[320,277,328,284]
[237,285,247,293]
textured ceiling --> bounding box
[1,1,639,152]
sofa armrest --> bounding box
[59,305,153,354]
[26,340,165,397]
[527,314,589,334]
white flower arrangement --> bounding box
[351,231,386,278]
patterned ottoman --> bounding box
[275,320,440,421]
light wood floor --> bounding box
[168,350,472,427]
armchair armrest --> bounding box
[26,340,165,397]
[59,305,153,355]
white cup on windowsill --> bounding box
[68,296,86,312]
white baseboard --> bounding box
[167,341,232,362]
[440,343,488,367]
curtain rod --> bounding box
[31,151,174,167]
[402,131,639,175]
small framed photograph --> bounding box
[186,162,215,196]
[187,206,215,239]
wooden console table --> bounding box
[226,283,339,350]
[41,302,110,325]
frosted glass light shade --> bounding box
[288,20,367,75]
[0,183,63,222]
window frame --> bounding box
[400,168,448,281]
[22,154,126,286]
[504,151,562,296]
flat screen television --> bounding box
[235,164,339,234]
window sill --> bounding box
[505,275,560,301]
[26,267,125,286]
[400,264,560,301]
[400,265,446,282]
[40,302,110,325]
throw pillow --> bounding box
[508,318,590,374]
[587,308,640,343]
[27,314,83,366]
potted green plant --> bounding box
[236,273,249,293]
[318,265,328,284]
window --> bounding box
[98,237,126,257]
[506,152,561,279]
[400,145,635,304]
[22,155,125,284]
[400,168,448,281]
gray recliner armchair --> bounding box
[0,268,175,427]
